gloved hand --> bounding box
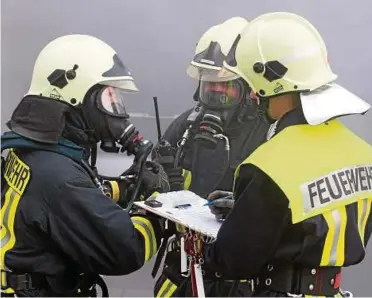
[152,140,184,191]
[206,190,234,220]
[124,160,170,198]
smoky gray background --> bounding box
[1,0,372,296]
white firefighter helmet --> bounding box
[221,12,370,124]
[26,34,139,106]
[186,17,248,82]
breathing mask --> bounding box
[83,85,153,161]
[194,78,256,148]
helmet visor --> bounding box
[199,79,244,109]
[189,67,241,82]
[97,86,129,117]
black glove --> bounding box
[206,190,234,220]
[124,160,170,198]
[152,140,176,169]
[153,140,184,191]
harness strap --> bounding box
[1,271,47,292]
[256,262,341,296]
[1,271,108,297]
[152,228,174,278]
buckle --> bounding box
[249,278,256,293]
[8,274,34,291]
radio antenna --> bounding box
[153,96,162,142]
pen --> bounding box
[203,195,233,206]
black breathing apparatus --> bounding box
[100,123,153,163]
[83,85,154,164]
[193,78,256,150]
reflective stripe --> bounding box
[0,190,14,248]
[1,188,21,292]
[141,191,160,201]
[1,151,30,293]
[321,207,347,266]
[131,216,157,262]
[156,279,177,297]
[357,199,372,247]
[335,207,347,266]
[108,181,120,202]
[182,169,192,190]
[1,288,15,294]
[175,223,185,232]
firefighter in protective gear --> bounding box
[202,12,372,297]
[0,34,170,297]
[152,17,269,297]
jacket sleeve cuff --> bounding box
[131,215,162,263]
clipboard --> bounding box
[134,190,222,238]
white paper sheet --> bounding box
[134,190,222,238]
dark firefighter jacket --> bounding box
[1,131,161,296]
[202,108,372,296]
[152,107,269,297]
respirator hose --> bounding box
[125,142,153,211]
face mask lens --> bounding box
[98,86,128,117]
[199,79,243,109]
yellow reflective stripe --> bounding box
[156,279,170,297]
[164,283,177,297]
[0,193,12,242]
[182,169,192,190]
[140,191,160,201]
[1,271,7,289]
[2,287,15,294]
[131,216,157,262]
[108,181,120,202]
[156,279,177,297]
[148,191,160,199]
[176,223,185,232]
[1,188,21,292]
[357,198,372,247]
[320,208,347,266]
[321,211,336,266]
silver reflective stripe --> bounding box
[329,209,342,266]
[132,219,155,258]
[266,121,279,141]
[1,190,16,248]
